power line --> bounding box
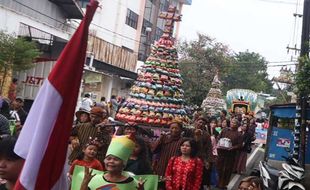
[256,0,301,5]
[268,60,297,63]
[267,63,297,67]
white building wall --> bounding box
[16,61,56,100]
[1,0,140,109]
[0,7,71,40]
[89,0,143,52]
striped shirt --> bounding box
[69,122,107,164]
[0,114,10,135]
[152,135,183,176]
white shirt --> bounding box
[80,97,93,111]
[10,110,20,121]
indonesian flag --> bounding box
[13,1,98,189]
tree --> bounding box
[265,88,291,107]
[296,56,310,94]
[223,51,273,93]
[178,34,233,105]
[179,34,273,106]
[0,31,41,92]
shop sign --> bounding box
[84,72,102,83]
[22,76,44,86]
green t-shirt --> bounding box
[88,174,137,190]
[71,165,158,190]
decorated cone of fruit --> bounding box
[116,5,189,127]
[201,72,226,116]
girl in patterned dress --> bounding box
[165,138,203,190]
[69,139,104,177]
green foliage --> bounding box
[222,51,273,93]
[178,34,273,106]
[265,89,291,107]
[178,34,233,105]
[0,31,41,71]
[296,56,310,94]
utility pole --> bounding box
[294,0,310,167]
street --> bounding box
[209,144,264,190]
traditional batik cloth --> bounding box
[152,135,183,176]
[217,128,242,188]
[165,156,203,190]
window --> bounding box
[138,52,147,61]
[126,9,139,29]
[155,27,163,40]
[79,0,90,8]
[141,19,153,35]
[164,0,169,11]
[159,0,169,12]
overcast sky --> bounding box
[178,0,304,78]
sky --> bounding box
[178,0,304,78]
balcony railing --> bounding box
[49,0,83,19]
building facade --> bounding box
[137,0,192,62]
[0,0,81,109]
[0,0,191,110]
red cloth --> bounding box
[263,122,269,129]
[165,156,203,190]
[69,159,104,175]
[13,1,98,189]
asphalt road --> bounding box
[212,144,265,190]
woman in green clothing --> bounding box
[80,135,145,190]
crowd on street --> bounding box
[0,92,265,190]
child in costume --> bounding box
[69,138,104,177]
[74,109,90,125]
[80,135,145,190]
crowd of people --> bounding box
[0,92,265,190]
[68,98,261,190]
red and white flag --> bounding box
[14,1,98,189]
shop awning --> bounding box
[86,58,138,80]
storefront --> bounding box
[82,58,137,103]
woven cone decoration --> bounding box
[116,6,189,127]
[201,73,226,116]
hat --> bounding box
[15,96,24,102]
[75,108,90,119]
[168,119,183,128]
[90,106,105,117]
[105,135,135,163]
[124,122,138,129]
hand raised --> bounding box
[71,138,80,149]
[137,177,146,190]
[82,167,96,184]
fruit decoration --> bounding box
[201,72,226,116]
[115,5,190,127]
